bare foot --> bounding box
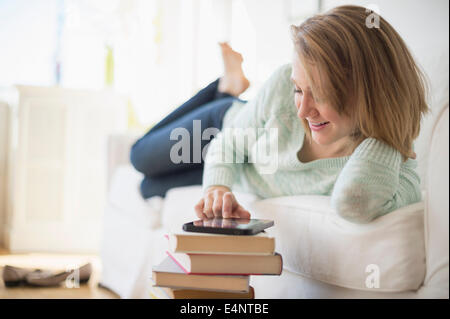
[218,42,250,97]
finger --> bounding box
[232,206,251,219]
[222,192,234,218]
[212,191,224,217]
[203,193,215,219]
[194,198,207,220]
[239,209,251,219]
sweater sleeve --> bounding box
[330,137,422,223]
[202,64,292,192]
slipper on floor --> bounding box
[2,263,93,287]
[2,265,39,287]
[25,269,72,287]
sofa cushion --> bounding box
[249,196,426,292]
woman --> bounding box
[131,5,428,224]
[194,5,428,223]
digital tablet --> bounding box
[182,218,274,236]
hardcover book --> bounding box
[166,251,283,275]
[167,230,275,255]
[150,282,255,299]
[152,256,250,292]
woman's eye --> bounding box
[294,89,303,95]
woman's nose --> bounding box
[297,93,318,119]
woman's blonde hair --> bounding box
[290,5,429,161]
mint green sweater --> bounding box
[202,64,422,223]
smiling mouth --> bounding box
[310,121,330,127]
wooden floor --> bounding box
[0,247,119,299]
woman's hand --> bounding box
[194,186,251,220]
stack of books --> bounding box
[150,230,282,299]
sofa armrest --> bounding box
[107,132,140,189]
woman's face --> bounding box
[291,53,354,150]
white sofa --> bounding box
[99,101,448,299]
